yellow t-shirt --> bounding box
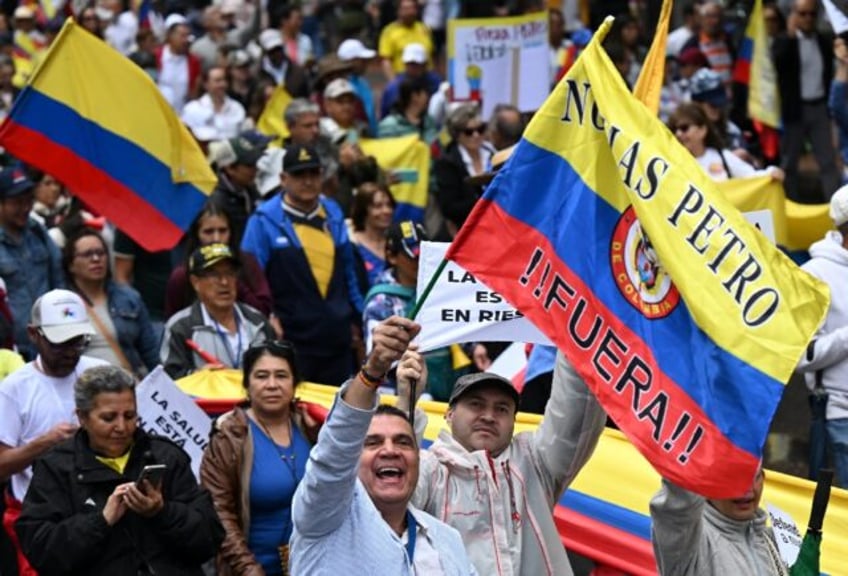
[291,206,336,298]
[378,21,434,73]
[0,349,24,379]
[96,449,132,474]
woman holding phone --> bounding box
[200,341,319,576]
[16,365,224,575]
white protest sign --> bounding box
[136,366,212,479]
[766,503,803,567]
[447,12,550,120]
[415,242,551,352]
[823,0,848,34]
[743,209,776,244]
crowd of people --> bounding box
[0,0,847,574]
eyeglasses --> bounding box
[797,10,816,17]
[38,330,91,352]
[75,248,107,261]
[462,124,486,136]
[674,123,692,133]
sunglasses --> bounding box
[38,330,90,352]
[251,340,296,355]
[796,10,816,17]
[462,123,486,136]
[674,123,692,133]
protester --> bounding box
[241,143,364,385]
[668,103,783,182]
[161,243,275,378]
[257,28,309,99]
[165,202,273,319]
[289,316,476,575]
[156,15,201,111]
[201,342,318,575]
[181,66,248,141]
[773,0,839,201]
[0,290,105,573]
[378,0,433,81]
[16,365,225,575]
[487,103,524,151]
[63,228,159,376]
[681,1,735,85]
[337,38,379,136]
[396,345,606,574]
[0,167,64,360]
[796,185,848,487]
[650,467,788,575]
[320,78,367,145]
[377,75,438,144]
[208,135,267,245]
[380,43,440,118]
[434,104,496,237]
[350,182,396,291]
[278,4,313,67]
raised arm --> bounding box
[649,478,706,576]
[292,317,419,538]
[530,351,607,502]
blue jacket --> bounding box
[105,281,160,374]
[240,195,363,355]
[290,386,476,576]
[349,74,378,137]
[0,219,64,359]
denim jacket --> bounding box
[0,220,64,359]
[105,281,160,374]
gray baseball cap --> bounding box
[448,372,520,408]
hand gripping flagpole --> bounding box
[405,258,450,430]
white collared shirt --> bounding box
[181,94,246,140]
[403,509,448,575]
[199,304,250,369]
[458,143,494,177]
[158,45,190,111]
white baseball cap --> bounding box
[30,290,94,344]
[164,13,188,30]
[401,43,428,64]
[337,39,376,61]
[831,184,848,227]
[259,29,284,52]
[324,78,356,100]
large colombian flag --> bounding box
[0,20,216,251]
[446,18,830,498]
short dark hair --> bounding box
[374,404,416,444]
[242,340,300,389]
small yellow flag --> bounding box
[632,0,673,114]
[257,86,293,147]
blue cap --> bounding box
[0,167,34,199]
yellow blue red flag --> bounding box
[446,18,830,498]
[733,0,781,157]
[360,134,430,223]
[0,20,216,251]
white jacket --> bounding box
[798,231,848,420]
[412,352,607,576]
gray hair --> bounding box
[74,365,136,414]
[446,103,481,140]
[284,98,321,127]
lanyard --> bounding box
[405,510,417,563]
[212,313,242,368]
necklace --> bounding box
[251,411,299,481]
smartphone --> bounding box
[136,464,167,487]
